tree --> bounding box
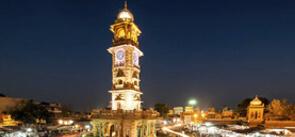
[286,103,295,120]
[266,99,295,120]
[0,93,6,97]
[9,100,51,124]
[154,103,170,119]
[236,97,269,117]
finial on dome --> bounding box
[124,1,127,9]
[117,1,134,21]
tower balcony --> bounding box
[112,39,139,48]
[114,62,124,67]
[91,109,159,119]
[112,82,141,92]
[115,84,124,89]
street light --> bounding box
[188,99,197,106]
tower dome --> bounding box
[117,1,134,21]
[250,95,262,105]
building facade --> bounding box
[184,106,194,113]
[247,96,265,123]
[207,108,216,119]
[33,101,62,117]
[92,2,158,137]
[173,107,183,115]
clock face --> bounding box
[133,52,138,64]
[116,50,124,60]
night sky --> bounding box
[0,0,294,111]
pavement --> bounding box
[56,132,92,137]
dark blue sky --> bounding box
[0,0,294,111]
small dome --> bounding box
[250,95,262,105]
[117,8,134,20]
[117,1,134,21]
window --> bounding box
[117,79,123,84]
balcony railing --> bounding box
[114,63,124,67]
[91,109,159,119]
[115,84,124,89]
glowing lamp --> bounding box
[27,128,32,132]
[58,120,63,125]
[188,100,197,106]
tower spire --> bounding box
[124,1,127,9]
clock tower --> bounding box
[92,2,158,137]
[107,1,143,111]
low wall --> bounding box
[265,121,295,128]
[204,119,248,125]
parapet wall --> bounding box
[204,119,248,125]
[264,121,295,128]
[91,109,159,119]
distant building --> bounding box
[71,112,91,119]
[215,113,222,119]
[0,114,19,126]
[33,101,62,117]
[173,107,183,115]
[182,106,194,124]
[221,106,235,119]
[222,110,235,119]
[247,96,264,123]
[167,109,174,116]
[207,108,216,119]
[184,106,194,113]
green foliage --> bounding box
[236,97,269,117]
[8,100,51,124]
[154,103,170,119]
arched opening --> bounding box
[126,129,130,137]
[132,71,138,78]
[117,103,121,109]
[117,29,125,38]
[117,79,123,84]
[137,128,142,137]
[110,125,115,137]
[116,69,125,77]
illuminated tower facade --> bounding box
[107,2,143,111]
[92,3,158,137]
